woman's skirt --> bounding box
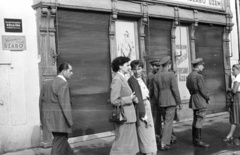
[230,92,240,124]
[137,100,157,154]
[110,123,139,155]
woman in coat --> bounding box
[110,56,139,155]
[223,64,240,142]
[128,60,157,155]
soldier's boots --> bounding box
[192,127,210,148]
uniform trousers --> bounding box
[192,109,207,128]
[51,132,74,155]
[161,106,176,145]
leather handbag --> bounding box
[109,104,127,123]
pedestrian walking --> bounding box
[128,60,157,155]
[223,64,240,142]
[39,62,74,155]
[186,58,210,148]
[109,56,139,155]
[146,59,162,143]
[153,56,182,151]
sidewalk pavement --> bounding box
[3,112,240,155]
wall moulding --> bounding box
[32,0,112,12]
[33,0,228,26]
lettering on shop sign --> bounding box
[187,0,221,6]
[156,0,224,10]
[4,19,22,33]
[2,35,26,51]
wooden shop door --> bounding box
[57,9,113,137]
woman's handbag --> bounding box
[109,104,127,123]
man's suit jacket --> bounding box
[110,73,136,123]
[154,70,181,107]
[39,76,73,133]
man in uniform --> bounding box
[186,58,210,148]
[39,62,74,155]
[154,56,181,151]
[146,59,161,143]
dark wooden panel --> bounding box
[145,18,172,72]
[195,24,226,113]
[71,93,112,136]
[146,18,172,56]
[57,9,113,137]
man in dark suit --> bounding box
[39,62,74,155]
[154,56,181,151]
[146,59,162,142]
[186,58,210,148]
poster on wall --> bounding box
[175,26,191,101]
[114,20,139,79]
[115,20,139,61]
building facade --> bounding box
[0,0,40,153]
[0,0,239,153]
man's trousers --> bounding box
[161,106,176,145]
[51,132,74,155]
[192,109,207,128]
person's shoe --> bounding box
[160,144,171,151]
[194,140,210,148]
[222,136,233,142]
[171,139,177,144]
[193,128,210,148]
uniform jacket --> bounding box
[153,70,181,107]
[39,76,73,133]
[147,72,158,105]
[186,70,209,110]
[110,73,137,123]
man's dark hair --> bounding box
[58,62,70,73]
[192,64,198,68]
[130,60,144,69]
[111,56,130,72]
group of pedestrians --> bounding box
[109,57,157,155]
[38,56,240,155]
[109,56,212,155]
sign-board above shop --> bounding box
[152,0,224,11]
[2,35,26,51]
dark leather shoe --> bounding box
[160,144,172,151]
[222,137,233,142]
[171,139,177,144]
[194,140,210,148]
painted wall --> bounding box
[0,0,40,153]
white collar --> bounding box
[57,75,67,82]
[117,72,125,78]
